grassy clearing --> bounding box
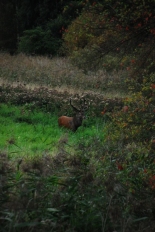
[0,103,105,159]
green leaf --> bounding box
[133,217,148,222]
[47,208,60,212]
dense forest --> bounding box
[0,0,88,55]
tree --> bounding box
[0,0,17,53]
[0,0,86,54]
[63,0,155,83]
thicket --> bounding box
[62,0,155,171]
[62,1,155,230]
[63,1,155,76]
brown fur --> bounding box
[58,116,74,130]
[58,113,84,132]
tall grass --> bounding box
[0,53,128,97]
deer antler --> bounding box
[81,98,88,111]
[70,98,80,112]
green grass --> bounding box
[0,104,105,158]
[0,104,61,158]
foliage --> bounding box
[110,93,155,143]
[63,1,155,82]
[0,1,17,52]
[1,132,155,231]
[0,0,86,54]
[101,90,155,198]
[18,26,62,55]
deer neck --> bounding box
[73,116,83,131]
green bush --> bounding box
[18,26,62,55]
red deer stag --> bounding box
[58,98,88,132]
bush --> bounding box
[18,26,62,55]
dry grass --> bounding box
[0,52,129,98]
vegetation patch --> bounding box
[0,103,105,158]
[0,53,155,231]
[1,1,155,231]
[0,104,60,157]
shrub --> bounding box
[18,26,62,55]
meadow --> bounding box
[0,103,105,158]
[0,52,127,97]
[0,53,155,232]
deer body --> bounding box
[58,98,88,132]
